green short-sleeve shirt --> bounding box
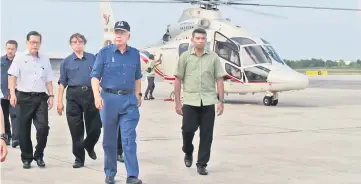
[174,48,226,107]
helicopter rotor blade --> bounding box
[46,0,190,3]
[226,5,288,19]
[225,2,361,12]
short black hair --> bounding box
[26,31,42,42]
[6,40,18,48]
[69,33,87,45]
[192,28,207,37]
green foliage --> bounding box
[284,58,361,69]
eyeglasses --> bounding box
[71,40,84,44]
[28,41,41,45]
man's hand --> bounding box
[136,94,142,107]
[48,96,54,110]
[57,102,64,116]
[10,94,17,107]
[94,95,104,110]
[175,102,183,116]
[217,102,224,116]
[0,139,8,162]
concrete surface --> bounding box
[1,74,361,184]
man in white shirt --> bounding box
[8,31,54,169]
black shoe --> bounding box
[117,154,124,162]
[105,176,115,184]
[5,135,10,146]
[197,166,208,175]
[149,96,155,100]
[35,158,46,168]
[144,96,149,100]
[184,154,193,168]
[86,149,97,160]
[73,161,84,168]
[126,176,142,184]
[12,140,19,148]
[23,161,31,169]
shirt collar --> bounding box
[190,47,208,56]
[2,55,13,61]
[112,44,131,53]
[24,49,40,59]
[71,52,87,60]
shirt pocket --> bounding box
[67,65,79,80]
[121,63,137,81]
[38,65,47,81]
[104,61,121,76]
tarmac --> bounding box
[1,74,361,184]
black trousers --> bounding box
[144,76,155,97]
[16,91,50,163]
[117,126,123,155]
[182,102,215,167]
[66,87,102,163]
[1,99,17,140]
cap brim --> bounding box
[114,28,129,32]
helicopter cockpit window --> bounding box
[241,45,272,66]
[261,38,285,64]
[244,65,269,82]
[178,43,189,56]
[225,63,242,80]
[230,37,256,45]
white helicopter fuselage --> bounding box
[139,8,309,100]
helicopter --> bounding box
[51,0,361,106]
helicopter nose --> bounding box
[267,69,309,91]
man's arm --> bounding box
[45,59,54,96]
[174,54,186,104]
[90,50,105,97]
[57,61,67,105]
[0,91,4,134]
[7,56,20,97]
[135,53,143,97]
[214,56,226,102]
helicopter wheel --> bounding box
[263,93,278,106]
[170,91,175,100]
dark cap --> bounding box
[114,21,130,32]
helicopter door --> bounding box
[213,31,242,81]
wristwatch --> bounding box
[219,99,225,103]
[0,133,7,142]
[48,94,54,98]
[138,93,142,97]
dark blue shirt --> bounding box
[58,52,96,87]
[90,44,143,90]
[1,55,13,99]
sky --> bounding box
[1,0,361,61]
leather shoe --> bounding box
[126,176,142,184]
[87,150,97,160]
[117,154,124,162]
[12,140,19,148]
[35,158,46,168]
[184,154,193,167]
[105,176,115,184]
[197,166,208,175]
[23,161,31,169]
[73,161,84,168]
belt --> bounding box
[68,86,92,91]
[103,88,133,95]
[17,91,46,96]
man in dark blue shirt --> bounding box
[57,33,102,169]
[90,21,143,184]
[0,40,18,147]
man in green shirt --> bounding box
[174,28,226,175]
[144,54,162,100]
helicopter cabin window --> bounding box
[214,41,241,67]
[243,65,270,82]
[178,43,189,56]
[225,63,242,80]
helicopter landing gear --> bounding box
[263,92,278,106]
[170,91,175,101]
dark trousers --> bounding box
[66,87,102,163]
[182,102,215,167]
[1,99,17,140]
[16,91,50,162]
[144,76,155,97]
[117,126,123,155]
